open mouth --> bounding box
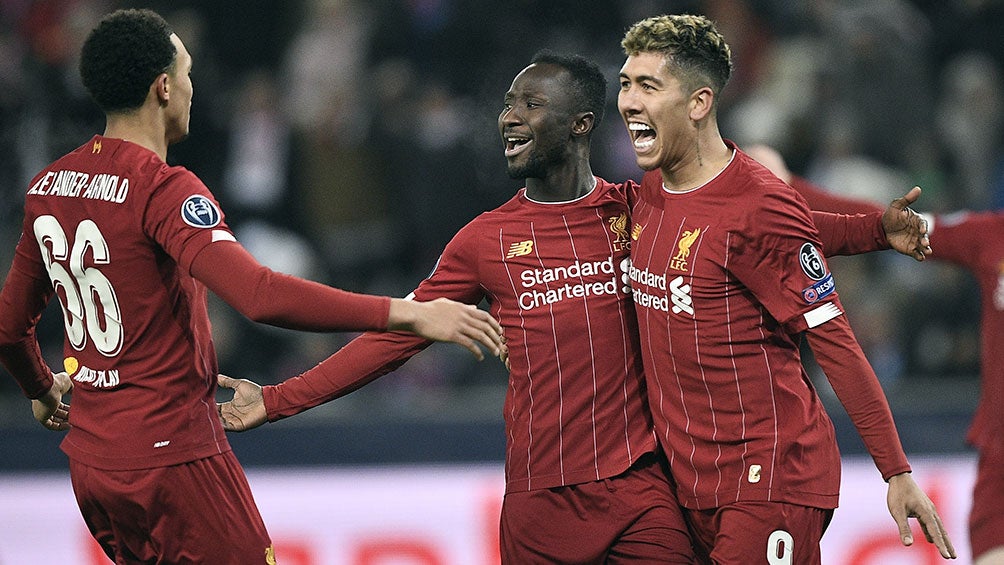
[504,135,532,157]
[628,122,656,150]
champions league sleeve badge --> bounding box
[181,195,222,228]
[798,242,835,303]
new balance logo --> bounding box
[669,275,693,316]
[506,240,533,258]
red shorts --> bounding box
[500,451,694,564]
[69,451,274,565]
[685,501,832,565]
[970,443,1004,560]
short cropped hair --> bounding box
[530,50,607,128]
[621,14,732,100]
[79,9,176,113]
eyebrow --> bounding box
[619,72,663,85]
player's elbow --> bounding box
[239,302,287,326]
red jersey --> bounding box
[628,144,909,510]
[266,178,658,493]
[927,211,1004,450]
[789,175,884,216]
[0,136,237,469]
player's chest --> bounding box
[485,209,632,305]
[630,201,732,277]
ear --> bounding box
[571,112,595,137]
[688,86,715,122]
[153,73,170,106]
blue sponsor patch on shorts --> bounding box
[802,273,835,303]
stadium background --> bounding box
[0,0,999,563]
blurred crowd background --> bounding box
[1,0,1000,463]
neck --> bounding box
[660,130,731,192]
[103,108,170,161]
[524,160,596,202]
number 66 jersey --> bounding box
[1,135,236,470]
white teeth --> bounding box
[634,138,655,149]
[628,122,652,131]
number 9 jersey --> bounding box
[1,135,238,471]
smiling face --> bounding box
[498,63,578,180]
[617,51,696,172]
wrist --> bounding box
[886,470,912,483]
[386,298,418,332]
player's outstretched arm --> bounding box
[386,298,504,361]
[886,472,957,559]
[216,375,265,432]
[882,186,932,261]
[32,371,72,431]
[192,243,503,360]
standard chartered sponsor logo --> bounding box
[669,276,693,315]
[519,258,615,286]
[627,262,666,290]
[627,262,693,316]
[627,261,668,312]
[517,257,622,310]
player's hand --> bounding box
[886,472,956,559]
[216,374,267,432]
[389,298,504,361]
[33,371,72,431]
[499,335,511,371]
[882,186,932,261]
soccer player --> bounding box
[916,211,1004,565]
[218,50,932,563]
[0,9,502,565]
[617,13,956,563]
[751,143,1003,565]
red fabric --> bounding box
[641,170,890,257]
[685,501,831,565]
[928,212,1004,449]
[0,248,55,398]
[191,241,389,332]
[2,136,230,470]
[790,175,884,216]
[499,453,693,563]
[926,211,1004,558]
[630,144,909,510]
[805,321,910,479]
[810,210,889,256]
[0,135,389,471]
[266,178,658,493]
[968,442,1004,559]
[70,452,271,564]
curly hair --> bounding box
[621,14,732,99]
[530,50,608,128]
[79,9,176,113]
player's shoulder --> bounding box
[733,152,807,211]
[594,176,637,205]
